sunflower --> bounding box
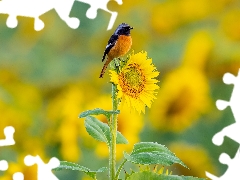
[110,51,160,113]
[149,67,211,132]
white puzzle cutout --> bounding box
[0,126,60,180]
[0,160,8,171]
[0,0,122,31]
[0,126,15,172]
[0,126,24,180]
[12,172,24,180]
[76,0,122,30]
[206,149,240,180]
[24,155,60,180]
[0,126,15,146]
[206,69,240,179]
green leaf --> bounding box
[84,116,128,145]
[126,171,206,180]
[54,161,107,179]
[79,108,120,120]
[124,142,187,168]
[84,116,108,143]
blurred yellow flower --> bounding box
[0,69,60,179]
[169,143,217,178]
[110,51,159,114]
[151,1,179,34]
[151,0,210,34]
[178,0,210,23]
[182,31,213,71]
[221,8,240,41]
[118,0,149,14]
[149,67,210,132]
[85,95,144,160]
[47,84,84,162]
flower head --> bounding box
[110,51,159,113]
[149,67,210,132]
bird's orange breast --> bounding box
[108,35,132,59]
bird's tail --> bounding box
[99,57,112,78]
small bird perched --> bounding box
[99,23,133,78]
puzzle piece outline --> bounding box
[212,70,240,146]
[0,0,122,31]
[0,126,15,146]
[0,126,60,180]
[206,147,240,180]
[0,126,15,173]
[206,69,240,179]
[77,0,122,30]
[13,172,24,180]
[0,126,24,180]
[0,160,8,171]
[24,155,60,180]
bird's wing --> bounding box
[102,34,118,62]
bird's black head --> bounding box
[114,23,133,36]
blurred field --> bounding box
[0,0,240,179]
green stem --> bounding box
[109,83,118,180]
[115,158,127,180]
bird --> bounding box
[99,23,133,78]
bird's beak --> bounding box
[130,27,133,30]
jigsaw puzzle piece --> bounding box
[13,172,24,180]
[218,151,240,178]
[207,147,240,179]
[216,100,229,111]
[0,126,15,146]
[218,70,240,120]
[78,0,122,18]
[34,17,45,31]
[0,0,18,28]
[107,11,117,30]
[207,70,240,180]
[54,0,80,29]
[76,0,122,30]
[212,122,240,146]
[228,69,240,121]
[0,0,122,30]
[0,162,24,179]
[213,69,240,146]
[222,72,237,85]
[24,155,60,180]
[206,148,240,180]
[0,160,8,171]
[0,0,80,31]
[6,15,18,28]
[0,0,54,31]
[216,70,239,111]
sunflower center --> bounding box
[166,87,191,118]
[119,63,146,98]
